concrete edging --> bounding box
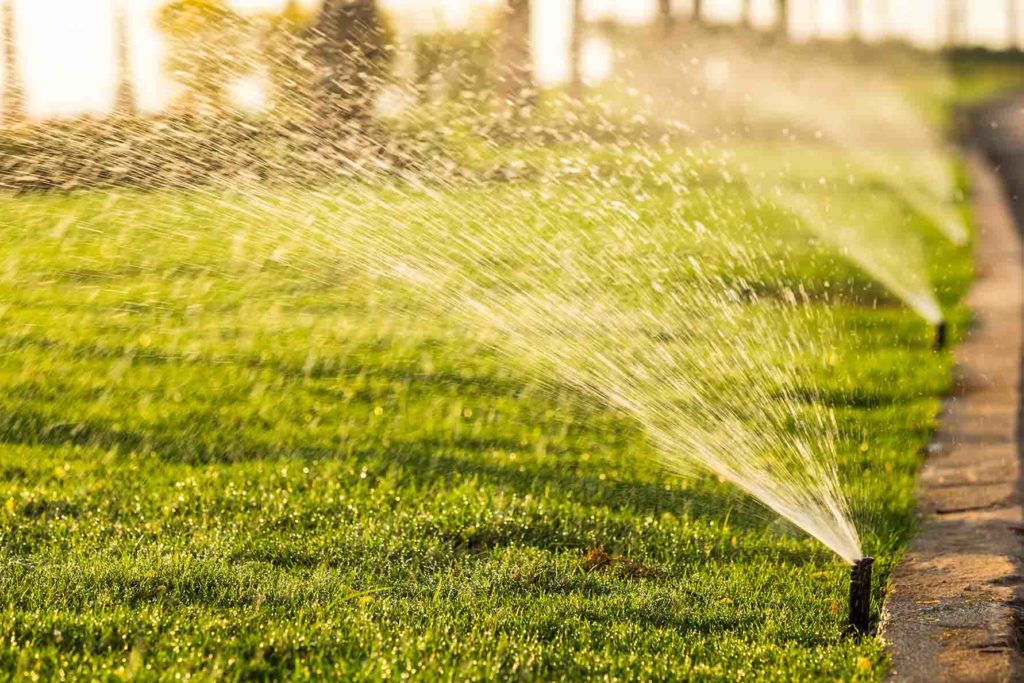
[879,150,1024,682]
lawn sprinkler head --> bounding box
[933,321,948,352]
[848,556,874,636]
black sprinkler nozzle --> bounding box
[934,321,948,351]
[848,556,874,636]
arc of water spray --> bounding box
[274,179,865,564]
[771,188,944,326]
[729,54,968,248]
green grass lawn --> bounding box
[0,122,971,680]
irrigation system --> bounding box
[934,320,949,351]
[848,557,875,636]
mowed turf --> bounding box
[0,138,968,681]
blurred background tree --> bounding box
[412,31,496,103]
[570,0,584,95]
[308,0,392,132]
[948,0,964,45]
[658,0,674,34]
[258,0,315,122]
[157,0,247,115]
[2,0,25,125]
[500,0,533,111]
[1009,0,1020,49]
[113,1,136,116]
[847,0,861,38]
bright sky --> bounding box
[2,0,1016,117]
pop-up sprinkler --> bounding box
[848,556,874,635]
[933,321,948,351]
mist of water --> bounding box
[774,188,944,324]
[615,31,957,323]
[212,157,864,562]
[5,23,968,566]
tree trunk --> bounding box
[569,0,584,97]
[2,0,24,125]
[776,0,787,35]
[847,0,859,39]
[658,0,674,34]
[692,0,702,22]
[948,0,962,46]
[114,1,136,116]
[265,0,309,119]
[310,0,386,131]
[1010,0,1019,49]
[501,0,533,110]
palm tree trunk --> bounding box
[847,0,860,39]
[2,0,25,125]
[776,0,788,35]
[113,1,136,116]
[501,0,533,109]
[692,0,702,22]
[658,0,674,34]
[740,0,751,28]
[948,0,962,46]
[310,0,386,130]
[877,0,891,40]
[569,0,584,96]
[1009,0,1019,49]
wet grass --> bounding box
[0,136,970,681]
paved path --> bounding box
[880,102,1024,682]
